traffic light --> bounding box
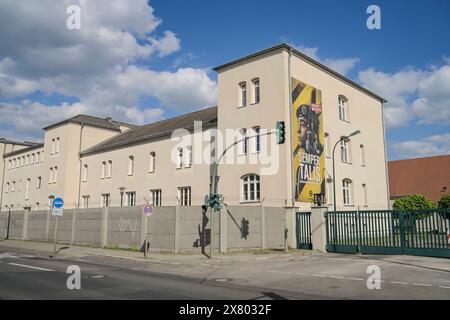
[209,193,223,212]
[276,121,285,144]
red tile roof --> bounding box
[388,155,450,202]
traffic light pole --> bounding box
[208,129,278,259]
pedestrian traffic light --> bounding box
[276,121,285,144]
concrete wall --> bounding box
[1,205,286,252]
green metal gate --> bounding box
[326,209,450,258]
[296,212,312,250]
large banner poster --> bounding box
[291,78,325,202]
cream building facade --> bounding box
[1,44,390,218]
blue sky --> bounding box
[0,0,449,160]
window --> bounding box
[37,177,42,189]
[40,151,44,162]
[82,195,90,209]
[20,156,24,167]
[7,160,11,170]
[128,156,134,175]
[326,178,333,205]
[239,128,247,155]
[241,174,260,202]
[126,191,136,206]
[82,164,88,182]
[252,127,260,153]
[101,194,110,207]
[51,138,55,154]
[150,189,162,207]
[19,179,22,191]
[107,160,112,178]
[342,179,353,206]
[324,133,330,158]
[11,181,15,192]
[56,137,60,153]
[35,203,39,211]
[101,161,106,179]
[360,144,366,166]
[362,183,368,207]
[30,154,34,165]
[239,82,247,107]
[149,152,156,172]
[53,166,58,183]
[176,148,183,169]
[185,146,192,168]
[25,179,30,200]
[6,182,9,193]
[252,79,260,104]
[178,187,191,206]
[338,95,348,121]
[49,168,53,183]
[340,138,350,163]
[35,153,39,164]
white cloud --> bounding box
[358,63,450,128]
[390,133,450,159]
[0,0,216,139]
[290,44,360,76]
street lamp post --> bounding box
[4,205,11,240]
[332,130,361,211]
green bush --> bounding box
[393,194,436,210]
[437,194,450,208]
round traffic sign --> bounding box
[144,204,153,217]
[53,198,64,208]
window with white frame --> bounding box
[56,137,60,153]
[360,144,366,166]
[53,166,58,183]
[6,182,9,193]
[128,156,134,175]
[11,159,15,169]
[35,153,39,164]
[324,133,330,158]
[362,183,368,207]
[107,160,112,178]
[20,156,24,167]
[126,191,136,206]
[178,187,191,206]
[25,179,30,200]
[238,128,247,155]
[49,168,53,183]
[7,160,11,170]
[35,202,39,211]
[340,138,350,163]
[150,189,162,206]
[82,195,90,209]
[30,154,34,165]
[101,193,110,207]
[101,161,106,179]
[19,179,22,191]
[51,138,55,154]
[338,95,348,121]
[37,177,41,189]
[11,181,15,192]
[252,78,260,104]
[239,82,247,107]
[241,174,260,202]
[26,155,29,166]
[40,151,44,162]
[176,148,183,169]
[82,164,88,182]
[252,126,260,153]
[185,146,192,168]
[149,152,156,172]
[342,179,353,206]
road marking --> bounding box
[328,275,345,279]
[438,285,450,289]
[312,274,328,278]
[412,283,432,287]
[8,262,54,272]
[91,275,104,278]
[390,281,408,285]
[347,277,364,281]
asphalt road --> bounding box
[0,244,449,300]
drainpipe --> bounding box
[0,143,7,211]
[76,123,85,208]
[380,100,390,208]
[286,46,295,252]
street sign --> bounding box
[52,208,63,216]
[144,204,153,217]
[53,198,64,208]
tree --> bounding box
[393,194,436,210]
[437,194,450,220]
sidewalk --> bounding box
[0,239,313,265]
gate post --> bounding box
[311,206,328,252]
